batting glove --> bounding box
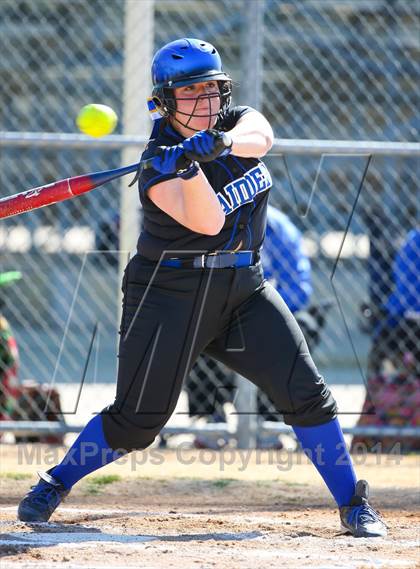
[152,145,199,180]
[182,129,233,163]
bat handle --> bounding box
[132,152,190,181]
[138,133,231,173]
[221,133,232,148]
[132,133,231,185]
[128,158,153,187]
[128,152,188,186]
[141,158,155,171]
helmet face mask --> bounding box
[153,80,232,131]
[151,38,232,132]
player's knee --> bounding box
[100,405,167,452]
[284,383,337,427]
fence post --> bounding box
[234,0,265,448]
[239,0,264,109]
[235,375,258,448]
[119,0,155,323]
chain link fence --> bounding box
[0,0,418,445]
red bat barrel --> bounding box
[0,162,140,220]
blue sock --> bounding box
[293,418,357,507]
[51,415,125,490]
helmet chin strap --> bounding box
[167,92,221,133]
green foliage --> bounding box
[212,478,236,489]
[87,474,121,486]
[0,472,32,480]
[84,474,121,495]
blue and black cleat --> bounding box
[17,470,70,522]
[339,480,387,538]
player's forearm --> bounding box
[226,112,274,158]
[229,133,272,158]
[179,169,225,235]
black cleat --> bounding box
[17,470,70,522]
[339,480,387,538]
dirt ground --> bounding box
[0,444,419,568]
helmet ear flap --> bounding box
[151,88,176,118]
[151,95,166,116]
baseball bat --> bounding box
[0,162,143,220]
[0,132,231,220]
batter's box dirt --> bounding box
[0,449,418,568]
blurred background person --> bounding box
[353,227,420,453]
[0,272,21,426]
[0,270,65,444]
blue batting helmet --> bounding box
[151,38,232,128]
[152,38,230,88]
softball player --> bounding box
[18,38,386,538]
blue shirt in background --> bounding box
[386,228,420,319]
[261,205,312,313]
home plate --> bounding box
[0,531,155,547]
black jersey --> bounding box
[137,106,273,261]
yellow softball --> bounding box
[76,104,118,137]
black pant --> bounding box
[102,254,337,451]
